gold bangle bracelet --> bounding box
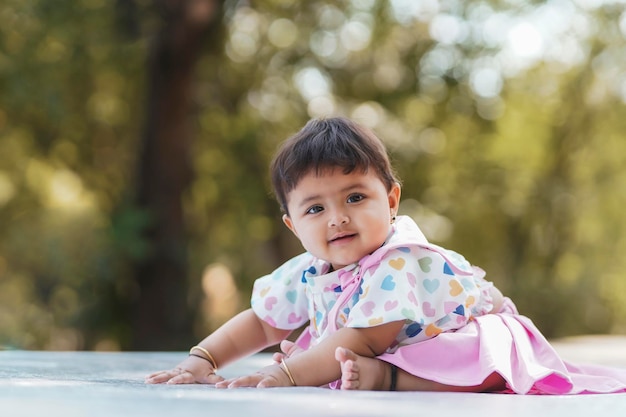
[280,360,296,386]
[189,345,218,370]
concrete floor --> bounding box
[1,336,626,417]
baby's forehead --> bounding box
[288,167,383,196]
[308,164,370,178]
[290,166,370,186]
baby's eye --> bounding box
[347,194,365,203]
[306,205,324,215]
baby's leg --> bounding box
[335,347,506,392]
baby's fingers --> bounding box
[272,352,286,364]
[145,370,177,384]
[279,340,302,357]
[199,373,225,384]
[216,374,264,389]
[214,379,228,388]
[145,368,199,385]
[215,377,237,389]
[166,370,196,385]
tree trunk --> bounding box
[132,0,222,350]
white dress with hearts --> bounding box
[250,215,626,394]
[251,216,494,351]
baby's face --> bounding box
[282,168,400,270]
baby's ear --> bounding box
[388,182,401,211]
[282,214,298,237]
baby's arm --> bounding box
[219,319,405,388]
[145,308,291,384]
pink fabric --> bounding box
[376,299,626,394]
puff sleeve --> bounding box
[345,245,485,335]
[250,253,312,330]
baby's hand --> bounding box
[272,339,304,364]
[215,363,292,388]
[145,356,224,385]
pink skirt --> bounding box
[378,298,626,394]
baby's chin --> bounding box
[331,244,390,269]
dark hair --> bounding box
[270,117,400,214]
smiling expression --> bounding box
[282,168,401,271]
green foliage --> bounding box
[1,0,626,349]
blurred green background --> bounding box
[1,0,625,351]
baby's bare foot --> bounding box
[335,347,390,391]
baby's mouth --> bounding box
[329,233,356,243]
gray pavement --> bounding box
[1,336,626,417]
